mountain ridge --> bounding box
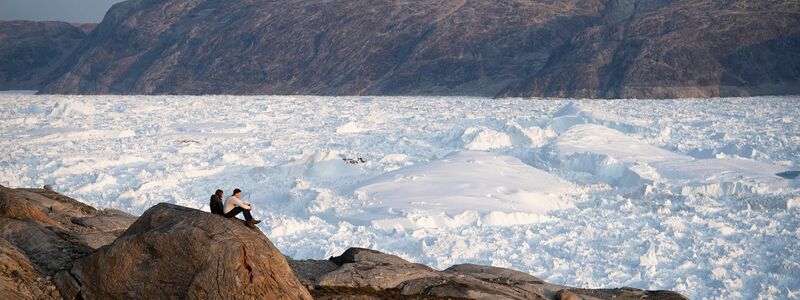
[0,20,88,91]
[3,0,798,98]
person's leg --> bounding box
[242,209,253,221]
[224,207,244,218]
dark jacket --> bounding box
[210,194,224,215]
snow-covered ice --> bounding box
[353,151,576,228]
[1,94,799,299]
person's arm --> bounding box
[231,196,252,210]
[241,196,253,208]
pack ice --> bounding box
[352,151,576,228]
[553,123,797,195]
[0,94,798,299]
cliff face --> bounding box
[0,21,88,90]
[40,0,600,96]
[505,0,800,98]
[37,0,800,98]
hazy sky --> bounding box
[0,0,123,23]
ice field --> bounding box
[1,94,798,299]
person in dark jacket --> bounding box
[209,189,225,215]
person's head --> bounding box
[215,189,224,197]
[233,188,242,198]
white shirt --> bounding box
[223,195,252,213]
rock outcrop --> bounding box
[55,203,312,300]
[0,238,59,299]
[0,21,88,90]
[0,185,136,299]
[36,0,800,98]
[291,248,688,300]
[0,186,687,300]
[319,247,440,289]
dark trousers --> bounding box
[224,207,253,221]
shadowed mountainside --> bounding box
[35,0,800,98]
[0,21,89,91]
[503,0,800,98]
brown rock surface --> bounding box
[293,247,689,300]
[56,203,312,300]
[0,218,92,277]
[0,186,94,276]
[0,185,140,299]
[0,238,59,300]
[319,247,439,289]
[10,187,137,250]
[0,185,60,226]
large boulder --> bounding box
[319,247,439,289]
[55,203,312,300]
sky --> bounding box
[0,0,123,23]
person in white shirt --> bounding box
[223,188,261,228]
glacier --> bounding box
[0,94,798,299]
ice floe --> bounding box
[352,151,575,228]
[1,95,798,299]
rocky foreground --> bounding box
[0,185,687,299]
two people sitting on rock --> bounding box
[210,188,261,228]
